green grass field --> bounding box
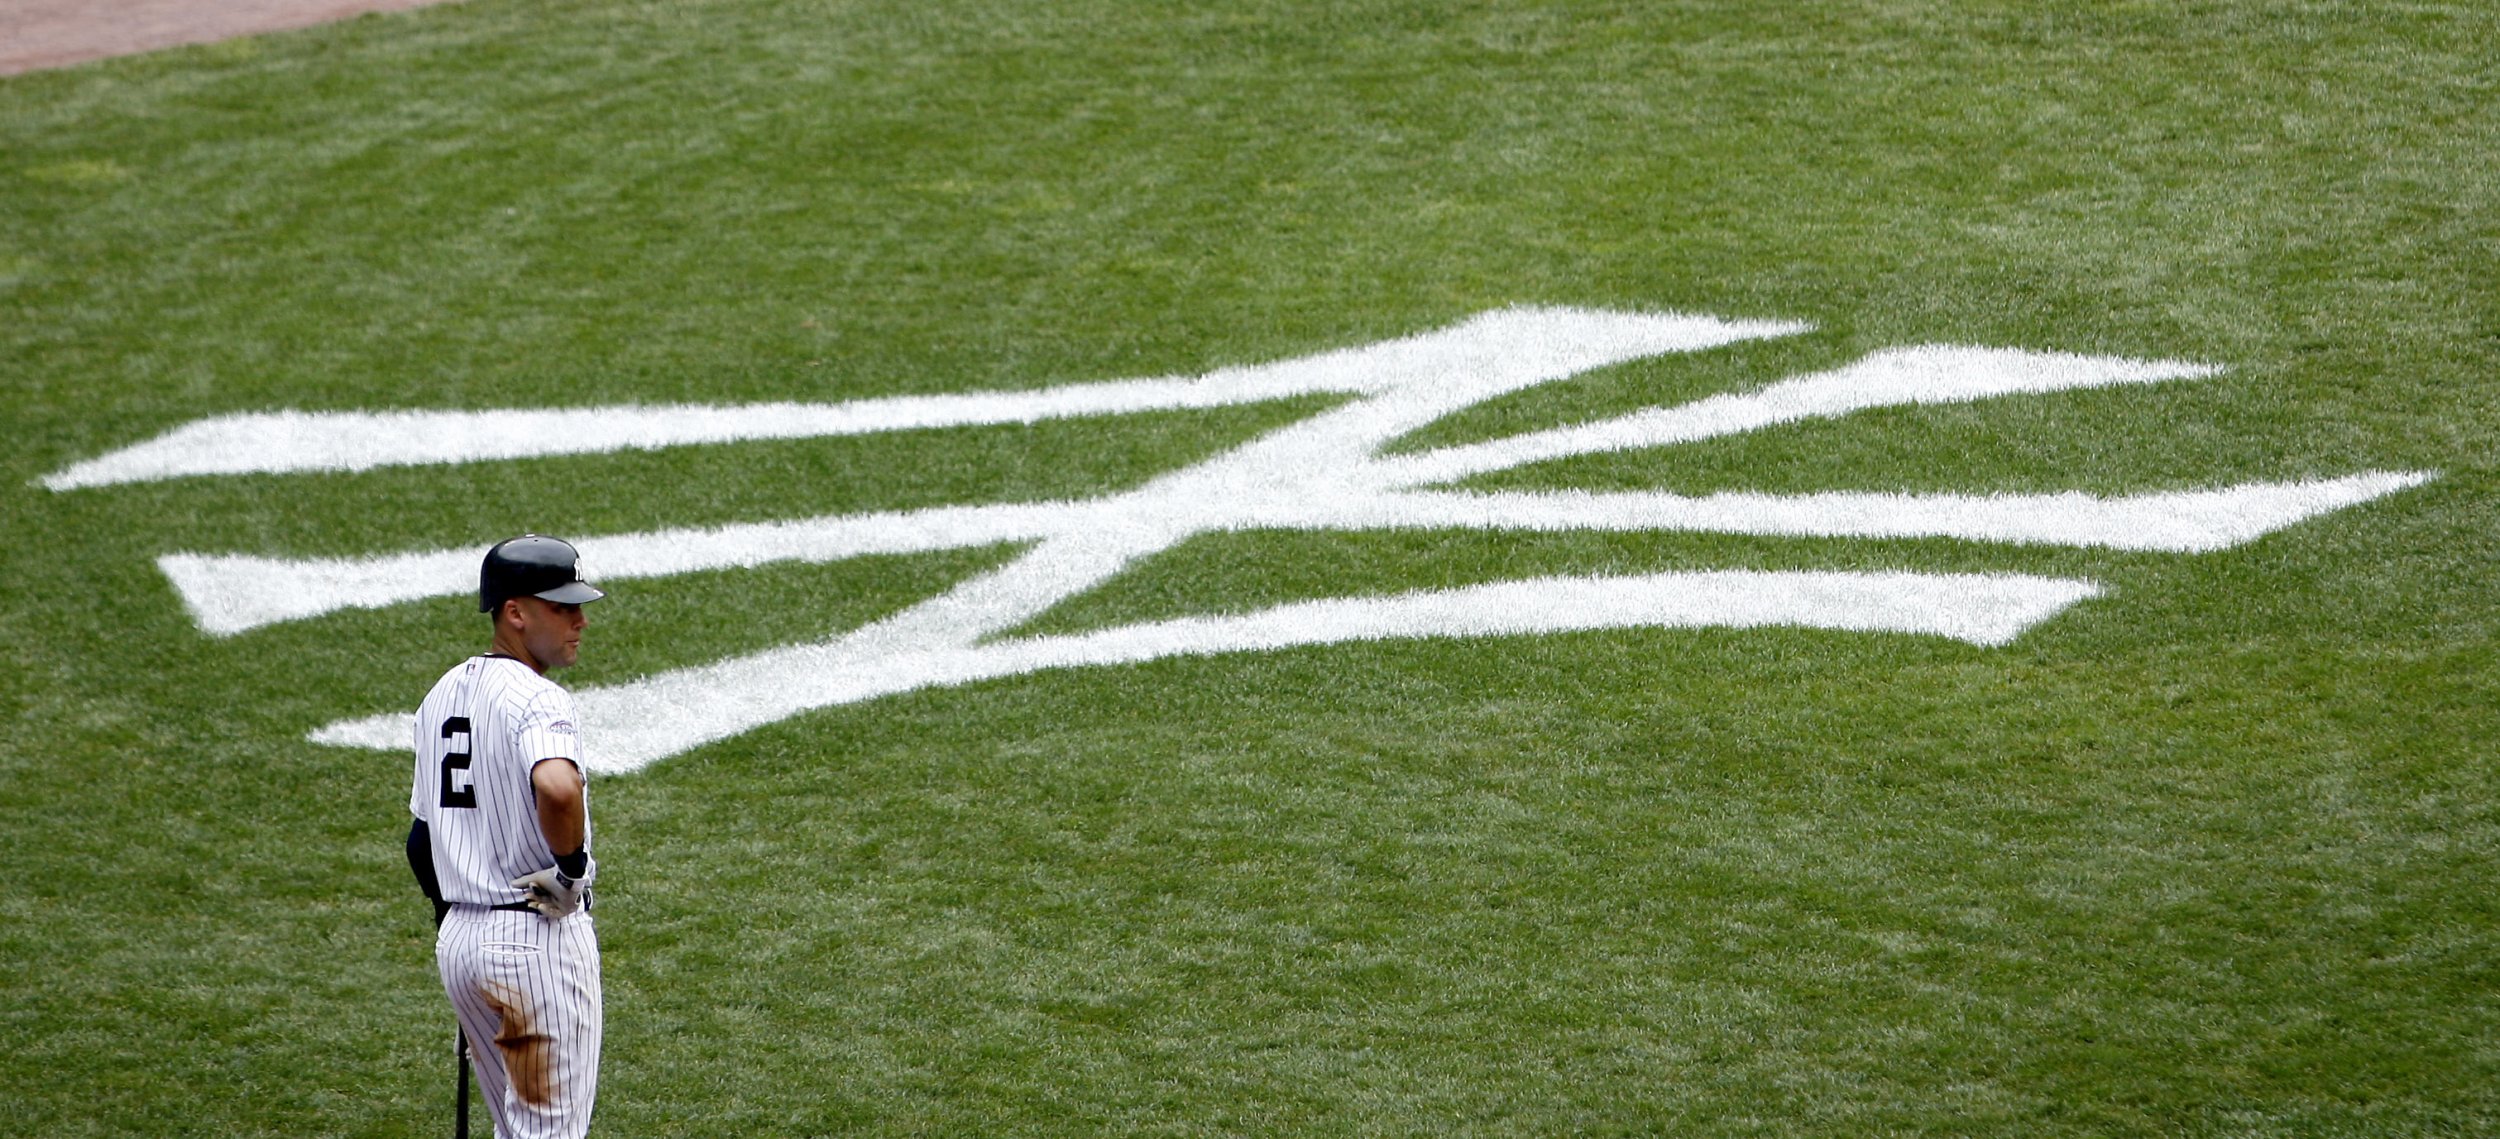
[6,1,2499,1134]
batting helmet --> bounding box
[479,534,606,613]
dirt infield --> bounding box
[0,0,460,76]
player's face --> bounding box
[515,597,588,671]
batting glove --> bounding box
[510,860,593,918]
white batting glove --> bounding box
[510,861,593,918]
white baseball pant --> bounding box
[437,906,602,1138]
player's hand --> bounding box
[510,862,592,918]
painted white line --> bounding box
[161,546,478,637]
[1281,472,2441,552]
[158,501,1072,636]
[43,390,1289,491]
[161,305,1811,636]
[308,569,2105,772]
[1378,345,2224,486]
[150,322,2256,639]
[173,472,2437,635]
[113,303,2404,772]
[42,306,1809,490]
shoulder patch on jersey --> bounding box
[548,720,577,735]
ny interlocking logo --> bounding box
[46,307,2433,772]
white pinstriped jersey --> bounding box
[409,654,593,907]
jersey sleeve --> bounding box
[513,685,584,767]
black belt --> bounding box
[488,891,591,914]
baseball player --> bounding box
[406,534,607,1138]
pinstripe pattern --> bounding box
[439,908,602,1138]
[414,653,601,1136]
[410,655,594,905]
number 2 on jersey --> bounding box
[439,716,476,809]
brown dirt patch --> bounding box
[483,980,558,1107]
[0,0,463,77]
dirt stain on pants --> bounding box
[483,982,558,1106]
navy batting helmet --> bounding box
[480,534,606,613]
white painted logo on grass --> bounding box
[46,307,2435,773]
